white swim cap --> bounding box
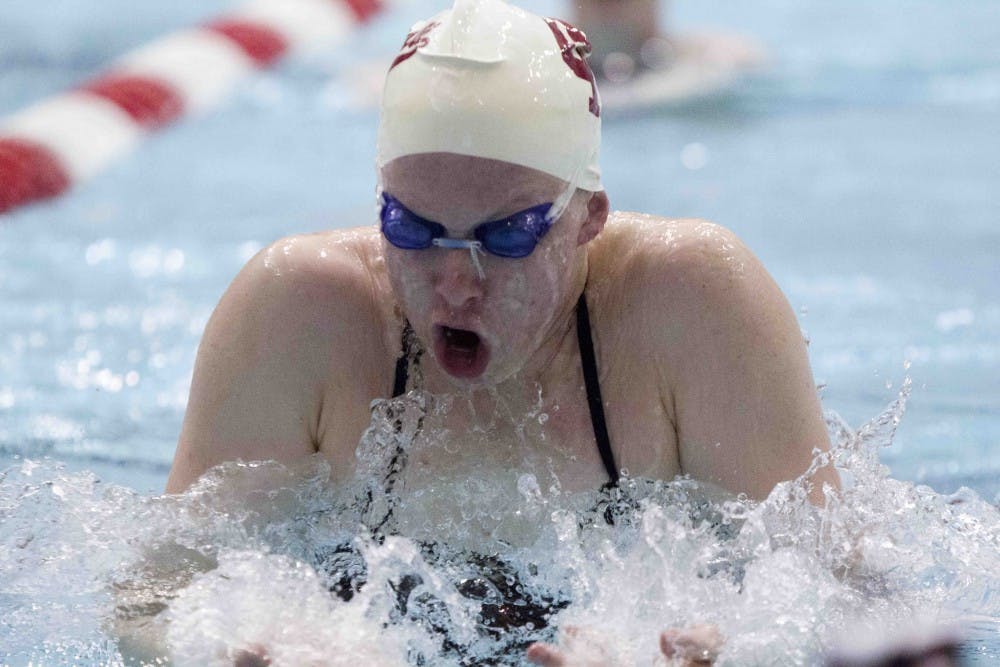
[376,0,603,192]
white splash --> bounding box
[0,383,997,665]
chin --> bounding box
[433,350,522,390]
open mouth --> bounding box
[433,325,490,379]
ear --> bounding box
[576,190,610,246]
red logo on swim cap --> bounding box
[390,21,440,70]
[544,18,600,118]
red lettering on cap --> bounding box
[544,18,600,118]
[390,21,440,70]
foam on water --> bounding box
[1,382,998,666]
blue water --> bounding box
[1,0,998,664]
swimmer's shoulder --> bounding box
[211,227,397,382]
[590,212,756,307]
[589,212,787,367]
[242,227,382,295]
[169,228,392,492]
[589,214,835,500]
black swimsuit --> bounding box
[392,291,619,485]
[321,292,619,665]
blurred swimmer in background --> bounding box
[574,0,670,77]
[166,0,839,661]
[569,0,765,110]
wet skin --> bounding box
[168,152,837,501]
[378,156,595,389]
[165,153,840,661]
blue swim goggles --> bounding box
[380,192,555,260]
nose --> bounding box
[434,247,484,309]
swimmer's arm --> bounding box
[646,222,839,503]
[166,235,386,493]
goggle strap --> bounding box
[432,237,480,250]
[546,175,579,222]
[470,244,486,280]
[432,237,486,279]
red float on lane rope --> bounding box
[81,75,185,130]
[206,19,290,67]
[344,0,384,23]
[0,138,72,213]
[1,0,395,215]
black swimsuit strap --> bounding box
[390,296,618,485]
[576,291,619,485]
[392,320,414,397]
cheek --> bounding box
[384,244,434,306]
[525,234,575,299]
[485,252,564,329]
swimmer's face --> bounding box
[381,154,605,386]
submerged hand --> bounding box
[232,645,270,667]
[659,624,723,665]
[526,624,723,667]
[526,626,622,667]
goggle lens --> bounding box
[380,196,446,249]
[380,193,553,258]
[474,209,551,258]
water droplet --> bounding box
[84,238,116,265]
[680,142,709,170]
[163,248,185,273]
[602,51,636,83]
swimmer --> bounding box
[166,0,838,660]
[574,0,673,79]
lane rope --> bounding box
[0,0,388,214]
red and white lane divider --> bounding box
[0,0,386,214]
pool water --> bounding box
[1,0,998,664]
